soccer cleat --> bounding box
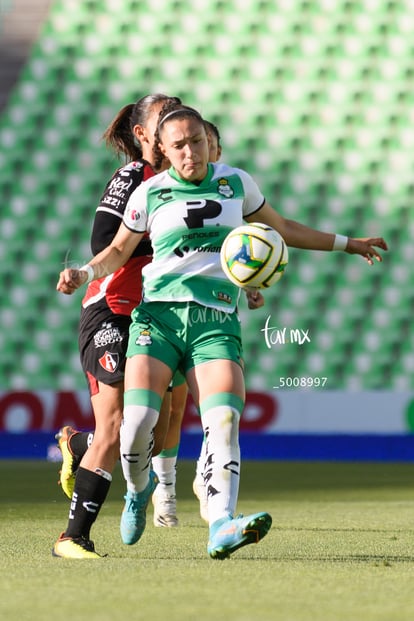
[52,533,104,559]
[55,426,82,499]
[192,474,209,523]
[120,470,159,545]
[152,488,179,527]
[207,512,272,560]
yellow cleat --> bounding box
[55,426,80,499]
[52,533,104,559]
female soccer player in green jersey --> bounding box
[57,102,387,559]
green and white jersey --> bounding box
[123,162,265,312]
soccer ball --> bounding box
[220,223,288,289]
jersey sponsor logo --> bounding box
[101,194,122,209]
[174,229,221,257]
[217,178,234,198]
[94,322,123,347]
[101,163,145,212]
[173,245,190,258]
[100,175,135,211]
[173,244,222,258]
[183,199,222,228]
[182,231,220,241]
[107,176,134,197]
[98,351,120,373]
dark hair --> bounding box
[204,120,221,146]
[103,93,182,162]
[152,101,205,170]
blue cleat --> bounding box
[120,470,159,545]
[207,511,272,560]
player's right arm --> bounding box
[56,223,144,295]
[57,169,150,295]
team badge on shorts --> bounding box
[98,351,119,373]
[136,329,152,346]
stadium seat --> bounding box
[0,0,410,390]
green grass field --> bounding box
[1,459,414,621]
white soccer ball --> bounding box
[220,223,288,289]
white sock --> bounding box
[152,455,177,496]
[201,404,241,525]
[120,400,159,494]
[195,439,207,482]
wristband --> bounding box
[333,234,348,251]
[79,263,94,284]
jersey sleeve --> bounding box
[237,168,266,218]
[122,182,148,233]
[90,162,146,255]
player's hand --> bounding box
[245,288,265,309]
[56,268,88,294]
[345,237,388,265]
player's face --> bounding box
[159,117,209,182]
[143,102,165,148]
[207,132,221,163]
[133,101,166,158]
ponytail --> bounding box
[103,103,142,162]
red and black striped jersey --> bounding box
[82,159,155,315]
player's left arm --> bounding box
[247,201,388,265]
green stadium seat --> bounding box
[0,0,411,390]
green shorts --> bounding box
[127,301,243,376]
[171,370,186,387]
[165,370,186,392]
